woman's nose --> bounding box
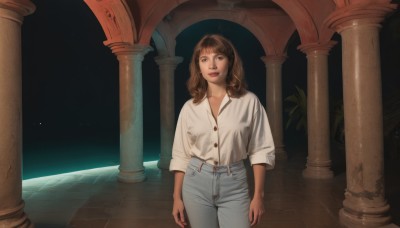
[209,61,217,69]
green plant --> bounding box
[331,100,345,145]
[285,85,307,135]
[330,89,400,147]
[284,84,400,157]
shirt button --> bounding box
[213,126,217,131]
[214,143,218,147]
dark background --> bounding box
[21,0,400,179]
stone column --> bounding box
[325,2,396,227]
[154,56,183,169]
[261,55,287,160]
[298,42,336,179]
[109,43,152,183]
[0,1,35,227]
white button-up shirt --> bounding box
[169,91,275,173]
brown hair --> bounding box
[187,34,247,103]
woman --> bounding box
[170,34,275,228]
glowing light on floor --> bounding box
[23,160,158,187]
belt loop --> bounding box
[198,162,205,172]
[227,165,231,176]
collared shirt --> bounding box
[169,91,275,173]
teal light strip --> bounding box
[23,160,158,187]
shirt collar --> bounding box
[201,93,231,116]
[219,94,231,114]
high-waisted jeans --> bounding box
[182,157,250,228]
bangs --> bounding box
[197,36,231,57]
[199,47,219,55]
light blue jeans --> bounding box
[182,157,251,228]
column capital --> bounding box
[108,42,153,60]
[0,0,35,15]
[324,1,397,33]
[298,41,337,55]
[0,0,35,24]
[154,56,183,67]
[260,55,287,65]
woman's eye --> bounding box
[200,58,207,62]
[217,56,225,60]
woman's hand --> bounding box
[172,198,187,228]
[172,171,186,227]
[249,196,265,226]
[250,163,266,226]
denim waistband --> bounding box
[188,157,245,174]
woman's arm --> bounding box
[249,163,266,226]
[172,171,187,228]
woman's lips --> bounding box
[208,72,219,77]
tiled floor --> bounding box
[23,151,400,228]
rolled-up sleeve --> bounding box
[247,102,275,170]
[169,105,191,172]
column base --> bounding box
[275,146,287,160]
[0,201,33,228]
[339,206,391,228]
[117,168,146,183]
[302,165,333,179]
[157,156,171,170]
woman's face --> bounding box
[198,50,229,87]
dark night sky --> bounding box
[21,0,400,147]
[22,0,118,130]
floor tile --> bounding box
[21,152,400,228]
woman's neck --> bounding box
[207,83,226,98]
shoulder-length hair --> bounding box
[187,34,247,103]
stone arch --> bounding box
[151,29,168,57]
[273,0,318,43]
[173,11,278,55]
[84,0,137,46]
[273,0,336,44]
[84,0,190,47]
[151,23,180,57]
[136,0,189,45]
